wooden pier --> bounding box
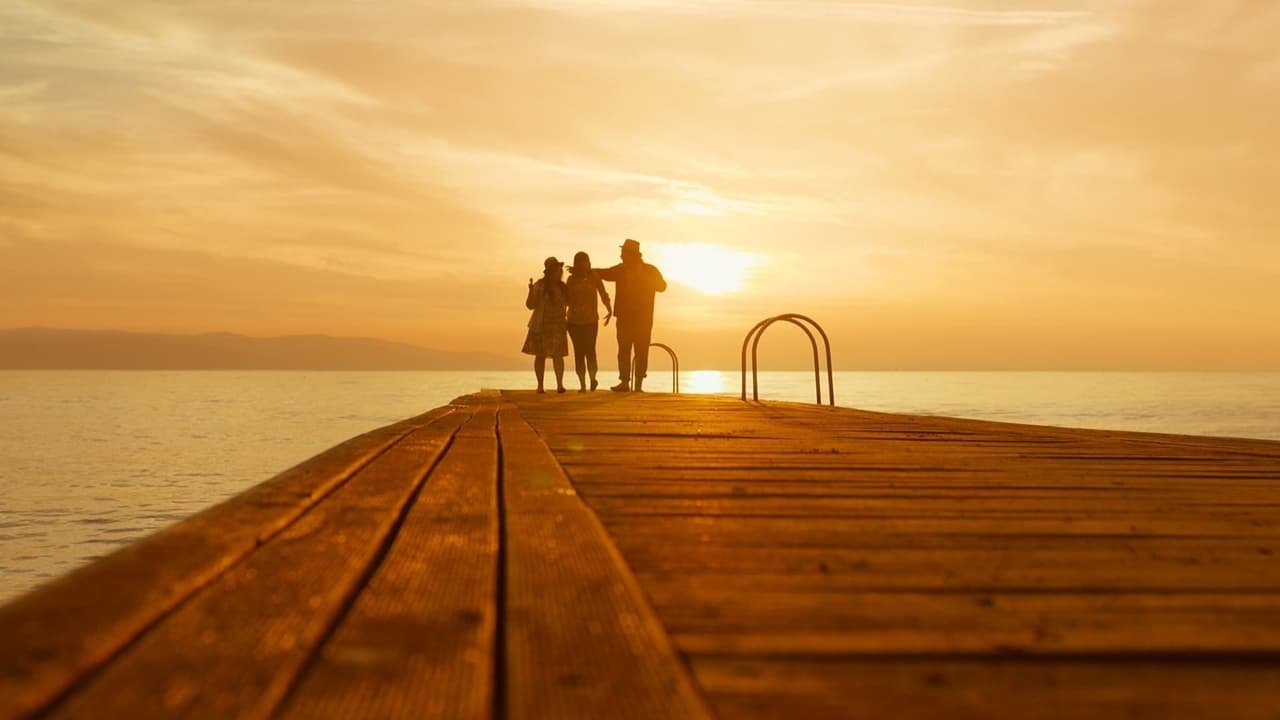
[3,390,1280,719]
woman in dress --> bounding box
[523,256,570,393]
[565,251,613,392]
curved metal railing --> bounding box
[740,314,833,406]
[743,316,821,403]
[631,342,680,393]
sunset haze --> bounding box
[3,0,1278,369]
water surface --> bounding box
[2,370,1277,602]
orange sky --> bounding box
[2,0,1278,369]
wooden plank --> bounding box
[277,401,501,720]
[515,392,1280,457]
[579,496,1280,517]
[561,478,1280,500]
[692,655,1280,720]
[42,410,471,720]
[497,405,712,719]
[601,518,1280,551]
[0,406,454,720]
[623,548,1280,592]
[656,587,1280,654]
[596,515,1279,539]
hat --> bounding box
[620,238,641,254]
[543,256,564,272]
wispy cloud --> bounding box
[509,0,1090,25]
[1,0,1278,366]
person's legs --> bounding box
[585,322,599,391]
[612,319,632,391]
[534,355,546,393]
[632,320,654,391]
[567,324,588,391]
[552,356,566,393]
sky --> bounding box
[2,0,1278,369]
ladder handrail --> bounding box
[754,317,821,404]
[741,317,821,403]
[741,317,776,401]
[773,313,834,406]
[631,342,679,393]
[740,313,834,406]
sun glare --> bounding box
[684,370,726,395]
[652,243,761,295]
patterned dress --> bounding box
[521,278,569,357]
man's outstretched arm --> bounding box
[595,264,621,282]
[596,277,614,315]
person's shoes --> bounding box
[578,387,586,393]
[610,381,630,392]
[590,378,599,392]
[556,386,566,394]
[634,384,644,393]
[536,387,545,394]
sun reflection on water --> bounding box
[683,370,726,395]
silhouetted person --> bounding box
[596,238,666,392]
[566,251,613,392]
[523,257,570,394]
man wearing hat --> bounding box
[595,238,667,392]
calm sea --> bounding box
[2,370,1278,603]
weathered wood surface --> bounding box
[498,405,711,719]
[509,392,1280,719]
[1,390,1277,719]
[46,409,470,720]
[279,400,501,720]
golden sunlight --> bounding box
[683,370,727,395]
[651,243,761,295]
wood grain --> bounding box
[692,654,1280,720]
[7,389,1280,719]
[0,406,453,720]
[508,390,1280,719]
[40,410,470,720]
[498,404,712,720]
[278,401,501,720]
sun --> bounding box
[651,243,761,295]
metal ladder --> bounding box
[630,342,680,393]
[741,314,833,406]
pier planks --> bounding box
[278,402,501,720]
[1,390,1278,719]
[45,409,472,719]
[498,405,711,720]
[0,406,453,719]
[511,391,1280,719]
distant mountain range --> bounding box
[0,328,524,370]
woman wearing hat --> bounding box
[523,256,570,393]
